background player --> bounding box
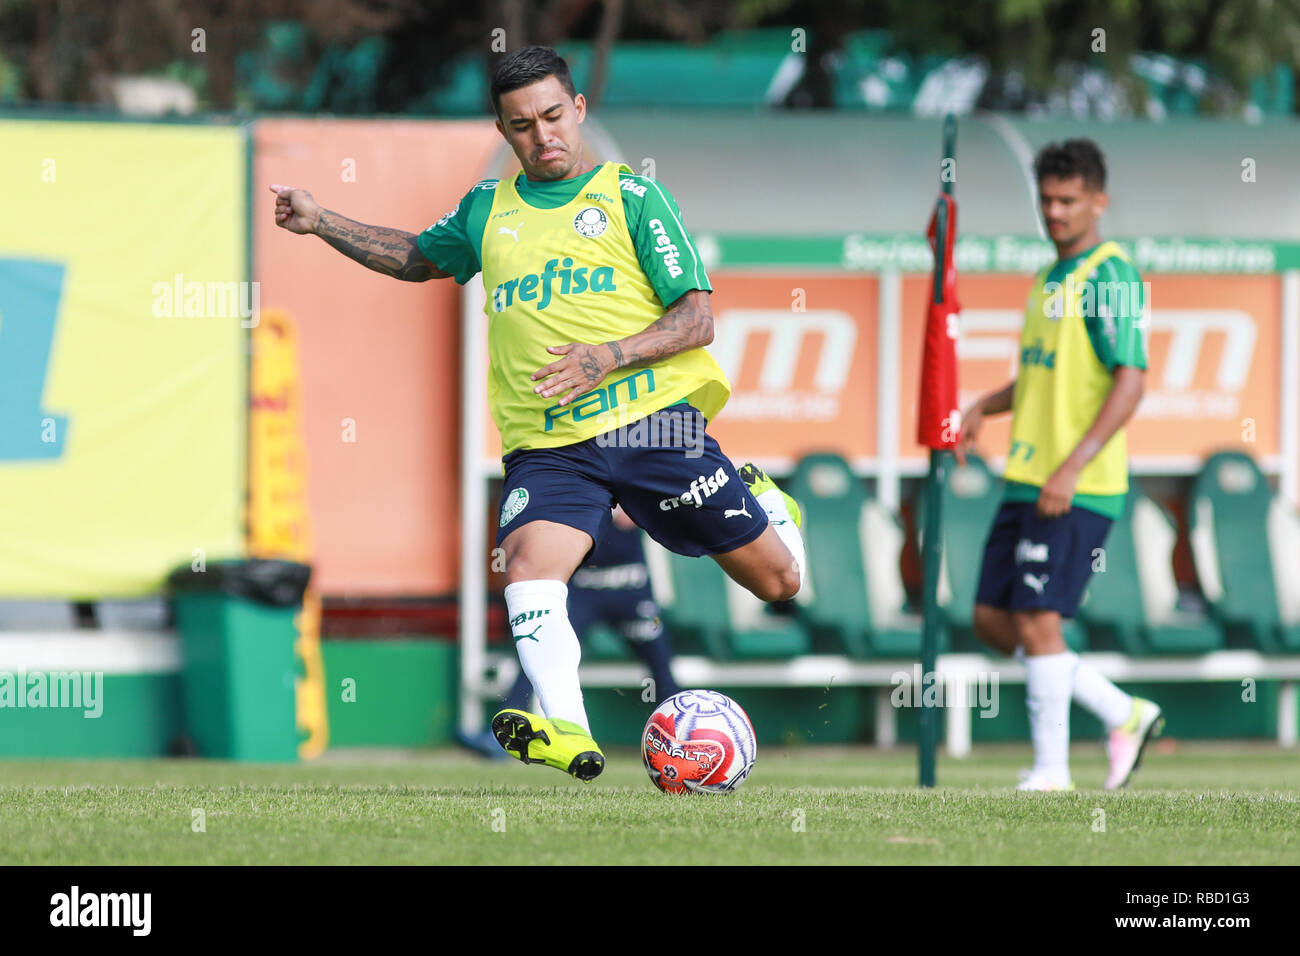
[957,139,1164,791]
[270,45,804,782]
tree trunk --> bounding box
[586,0,623,108]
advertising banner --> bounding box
[900,274,1280,465]
[0,120,246,596]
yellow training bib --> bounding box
[479,162,729,454]
[1004,241,1131,496]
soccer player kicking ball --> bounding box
[270,46,805,782]
[957,139,1163,791]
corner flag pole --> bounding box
[918,114,960,788]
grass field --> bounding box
[2,742,1297,865]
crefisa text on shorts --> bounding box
[890,664,1000,719]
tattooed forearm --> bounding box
[314,209,439,281]
[604,290,713,368]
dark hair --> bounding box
[1033,139,1107,191]
[490,46,577,116]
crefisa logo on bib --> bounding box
[573,206,608,238]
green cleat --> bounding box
[738,462,802,529]
[491,709,605,781]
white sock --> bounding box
[1018,644,1134,731]
[1069,653,1133,731]
[504,580,589,732]
[1024,651,1076,783]
[755,488,805,588]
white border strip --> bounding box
[459,278,489,733]
[1280,271,1299,505]
[0,632,180,674]
[877,269,902,510]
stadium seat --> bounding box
[1077,490,1224,653]
[642,535,810,660]
[785,453,924,657]
[1188,452,1300,652]
[915,453,1086,653]
[578,622,633,660]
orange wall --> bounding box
[707,274,879,461]
[254,118,500,595]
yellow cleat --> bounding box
[491,709,605,781]
[738,462,802,530]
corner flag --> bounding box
[918,190,961,449]
[917,115,960,788]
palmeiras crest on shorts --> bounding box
[500,487,529,527]
[573,207,608,238]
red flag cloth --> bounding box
[917,194,961,449]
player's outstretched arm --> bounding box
[532,289,714,407]
[268,184,451,282]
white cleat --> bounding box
[1104,697,1164,790]
[1016,769,1076,792]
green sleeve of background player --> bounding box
[619,173,713,307]
[1083,256,1148,370]
[415,181,497,285]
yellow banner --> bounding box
[0,121,247,596]
[249,307,327,757]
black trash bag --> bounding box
[166,559,312,608]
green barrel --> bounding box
[168,560,310,761]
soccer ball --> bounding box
[642,689,756,794]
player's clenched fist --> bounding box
[269,184,321,234]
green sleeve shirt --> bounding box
[1003,246,1147,521]
[415,166,712,307]
[1081,254,1148,371]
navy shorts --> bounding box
[495,404,767,558]
[975,501,1113,617]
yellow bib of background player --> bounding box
[479,162,730,454]
[1004,241,1131,496]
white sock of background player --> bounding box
[1016,644,1132,730]
[1024,651,1076,784]
[503,579,590,732]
